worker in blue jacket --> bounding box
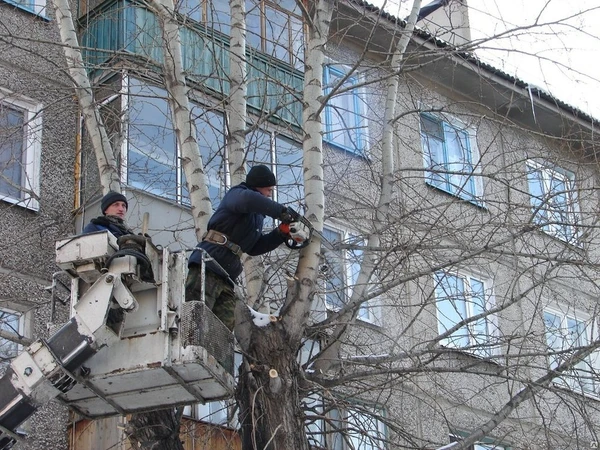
[186,165,297,330]
[82,191,134,238]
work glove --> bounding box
[278,222,291,237]
[117,234,147,251]
[278,221,310,249]
[279,206,300,224]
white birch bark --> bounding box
[147,0,212,239]
[227,0,248,186]
[280,0,333,340]
[52,0,120,194]
[227,0,263,307]
[313,0,423,374]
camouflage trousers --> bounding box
[185,263,237,331]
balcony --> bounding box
[79,0,303,126]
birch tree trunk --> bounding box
[313,0,423,375]
[227,0,248,186]
[52,0,120,194]
[148,0,213,239]
[122,0,212,447]
[234,1,333,448]
[227,0,264,307]
[279,0,331,338]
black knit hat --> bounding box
[246,165,276,188]
[101,191,128,215]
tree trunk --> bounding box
[313,0,423,375]
[52,0,121,194]
[227,0,248,186]
[150,0,212,239]
[127,408,184,449]
[236,309,309,450]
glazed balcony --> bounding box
[79,0,303,126]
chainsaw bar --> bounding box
[295,215,336,250]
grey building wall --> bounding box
[0,2,78,449]
[317,31,600,448]
[387,69,599,448]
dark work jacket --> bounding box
[188,183,286,280]
[82,216,134,239]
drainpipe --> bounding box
[74,107,83,211]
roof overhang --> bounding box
[333,0,597,155]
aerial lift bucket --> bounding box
[0,231,235,449]
[52,231,234,418]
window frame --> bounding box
[434,270,498,358]
[0,89,42,211]
[0,307,27,376]
[182,352,241,426]
[246,128,304,209]
[543,305,600,397]
[183,400,229,425]
[189,103,228,206]
[122,77,304,208]
[321,224,381,326]
[123,79,179,203]
[323,62,369,157]
[300,339,324,447]
[2,0,49,18]
[122,77,228,207]
[328,403,388,450]
[174,0,232,35]
[419,112,482,204]
[526,159,581,244]
[246,0,304,69]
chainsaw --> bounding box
[279,208,335,250]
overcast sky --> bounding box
[373,0,600,120]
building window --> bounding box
[322,227,380,325]
[420,113,480,203]
[544,307,599,395]
[323,64,368,156]
[2,0,47,16]
[246,128,304,207]
[0,90,42,211]
[175,0,230,34]
[190,104,227,206]
[0,309,24,376]
[434,271,497,358]
[526,161,580,243]
[127,82,178,202]
[124,79,305,208]
[183,352,241,425]
[125,79,226,207]
[329,405,387,450]
[246,0,304,69]
[299,339,324,447]
[183,400,229,424]
[299,338,320,369]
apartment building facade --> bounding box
[2,0,599,448]
[0,0,79,448]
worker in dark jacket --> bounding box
[82,191,135,238]
[82,191,156,283]
[186,165,297,330]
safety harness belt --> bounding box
[202,230,243,257]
